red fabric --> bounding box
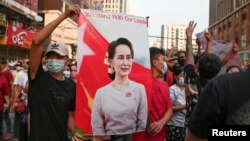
[166,70,173,86]
[2,69,14,86]
[0,75,10,111]
[133,78,172,141]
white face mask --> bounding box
[42,64,48,71]
[162,62,168,74]
[63,71,71,78]
[178,77,185,86]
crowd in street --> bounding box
[0,56,77,141]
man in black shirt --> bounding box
[28,4,81,141]
[185,70,250,140]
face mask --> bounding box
[178,77,185,86]
[63,71,71,78]
[178,58,185,66]
[42,64,47,71]
[162,62,168,74]
[46,59,65,74]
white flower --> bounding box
[108,67,114,74]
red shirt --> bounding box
[166,70,173,86]
[0,75,10,111]
[133,78,172,141]
[2,69,14,87]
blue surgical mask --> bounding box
[162,62,168,74]
[63,71,71,78]
[178,77,185,86]
[46,59,65,74]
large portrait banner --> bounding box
[75,9,152,137]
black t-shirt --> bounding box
[28,65,76,141]
[188,71,250,138]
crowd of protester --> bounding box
[0,57,77,141]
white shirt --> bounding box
[168,84,187,127]
[14,70,28,101]
[91,80,147,135]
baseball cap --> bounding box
[45,41,69,56]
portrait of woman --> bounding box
[91,38,148,136]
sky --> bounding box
[129,0,209,46]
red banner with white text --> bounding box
[7,25,35,49]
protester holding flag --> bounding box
[29,4,82,141]
[91,38,148,139]
[133,47,173,141]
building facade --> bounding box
[209,0,250,63]
[161,24,188,51]
[0,0,40,60]
[102,0,129,13]
[152,39,161,48]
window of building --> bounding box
[248,52,250,60]
[223,24,226,30]
[236,11,240,18]
[218,27,221,32]
[243,53,248,60]
[242,13,247,21]
[241,33,246,48]
[228,21,231,28]
[240,53,244,60]
[236,0,241,8]
[235,12,240,27]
